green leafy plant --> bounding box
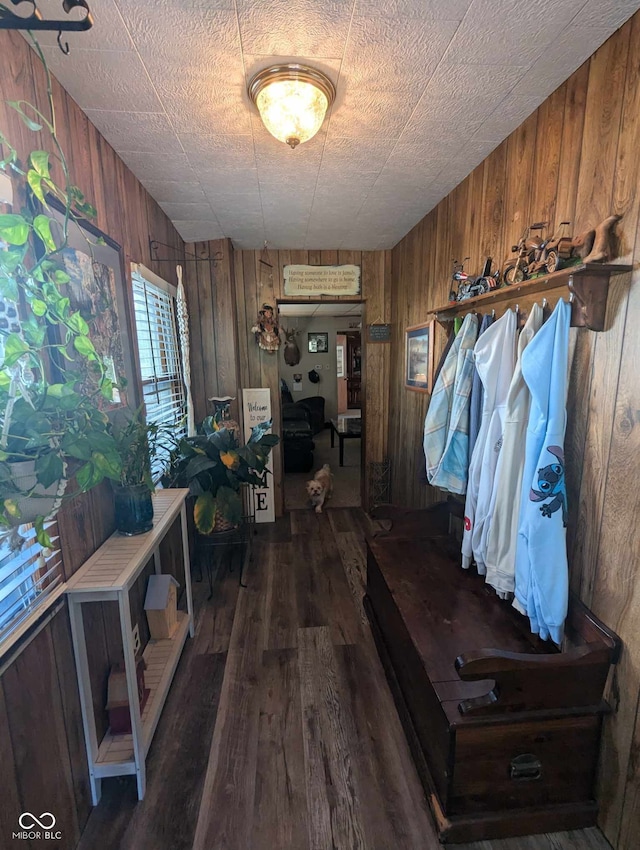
[0,34,121,545]
[163,415,279,534]
[111,409,178,490]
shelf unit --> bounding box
[66,488,193,803]
[429,263,632,330]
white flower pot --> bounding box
[8,459,67,525]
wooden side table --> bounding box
[65,489,193,803]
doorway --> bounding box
[277,301,363,511]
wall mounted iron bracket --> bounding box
[0,1,93,54]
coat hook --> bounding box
[542,297,548,309]
[569,291,575,303]
[515,303,519,315]
[491,308,495,318]
[57,29,70,55]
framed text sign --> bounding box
[242,388,275,523]
[368,323,392,342]
[283,264,361,297]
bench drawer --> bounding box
[449,714,600,816]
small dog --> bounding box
[306,464,333,514]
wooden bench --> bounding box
[364,501,621,843]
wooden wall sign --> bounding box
[283,264,361,296]
[368,323,391,342]
[242,388,275,523]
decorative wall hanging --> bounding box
[284,264,361,297]
[176,265,195,436]
[405,320,435,393]
[251,303,281,353]
[283,327,301,365]
[308,332,328,353]
[0,1,94,54]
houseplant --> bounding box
[111,411,177,536]
[163,415,279,534]
[0,35,121,547]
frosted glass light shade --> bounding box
[248,64,336,149]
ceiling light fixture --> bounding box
[248,64,336,150]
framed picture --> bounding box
[43,197,138,411]
[308,332,329,353]
[405,320,435,392]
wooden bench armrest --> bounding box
[454,642,615,716]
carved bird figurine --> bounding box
[283,327,301,366]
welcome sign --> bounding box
[242,388,275,523]
[283,264,361,297]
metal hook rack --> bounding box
[148,237,223,267]
[0,1,94,54]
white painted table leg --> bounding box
[181,503,194,638]
[118,591,146,800]
[67,597,102,805]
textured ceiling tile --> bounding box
[444,0,585,67]
[117,151,196,182]
[139,181,206,203]
[237,0,353,57]
[117,2,238,59]
[355,0,472,19]
[327,88,417,138]
[162,84,252,135]
[159,201,216,220]
[320,137,395,172]
[83,110,183,153]
[341,17,457,92]
[512,27,614,97]
[175,220,226,242]
[42,48,162,112]
[33,0,133,50]
[575,0,640,29]
[421,62,527,102]
[180,134,255,175]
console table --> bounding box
[66,489,193,803]
[330,417,362,466]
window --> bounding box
[0,523,63,648]
[0,296,65,654]
[131,267,187,476]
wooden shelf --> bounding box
[428,263,632,331]
[95,610,190,776]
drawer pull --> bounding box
[510,753,542,781]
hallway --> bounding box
[77,509,610,850]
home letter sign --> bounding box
[242,388,275,523]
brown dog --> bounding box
[306,464,333,513]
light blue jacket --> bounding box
[513,299,571,645]
[424,313,478,494]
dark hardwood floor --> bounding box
[78,509,611,850]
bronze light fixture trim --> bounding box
[248,63,336,149]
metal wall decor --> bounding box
[0,1,94,54]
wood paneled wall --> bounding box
[183,246,391,513]
[0,30,185,848]
[387,15,640,849]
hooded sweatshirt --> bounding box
[484,303,544,597]
[424,313,479,494]
[513,299,571,645]
[462,309,517,572]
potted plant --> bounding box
[163,415,279,535]
[0,36,122,548]
[111,411,177,536]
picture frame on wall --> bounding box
[43,196,138,411]
[405,320,435,393]
[308,332,329,353]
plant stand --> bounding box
[65,489,193,804]
[195,485,257,594]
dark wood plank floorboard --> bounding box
[252,647,309,849]
[75,507,612,850]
